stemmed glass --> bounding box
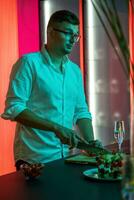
[114,121,125,152]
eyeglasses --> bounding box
[53,28,80,42]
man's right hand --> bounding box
[55,126,86,148]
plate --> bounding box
[83,168,122,181]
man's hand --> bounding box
[20,163,45,180]
[55,126,86,148]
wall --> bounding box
[0,0,40,176]
[84,0,130,145]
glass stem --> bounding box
[119,143,122,152]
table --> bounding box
[0,158,122,200]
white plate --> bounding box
[83,168,122,181]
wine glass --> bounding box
[114,121,125,152]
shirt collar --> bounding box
[41,45,69,67]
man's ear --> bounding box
[47,27,54,38]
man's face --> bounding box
[49,22,79,55]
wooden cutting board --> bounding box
[65,153,97,165]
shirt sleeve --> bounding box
[1,56,34,121]
[73,68,92,125]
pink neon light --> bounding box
[17,0,40,56]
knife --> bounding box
[77,141,112,155]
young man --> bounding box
[2,10,101,178]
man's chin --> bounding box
[63,48,72,55]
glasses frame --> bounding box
[53,28,80,42]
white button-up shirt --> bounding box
[2,47,92,163]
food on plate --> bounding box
[96,152,124,178]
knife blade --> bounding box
[77,141,112,155]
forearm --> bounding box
[14,109,60,132]
[76,118,94,142]
[14,109,84,146]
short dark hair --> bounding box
[47,10,79,29]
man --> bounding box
[1,10,100,178]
